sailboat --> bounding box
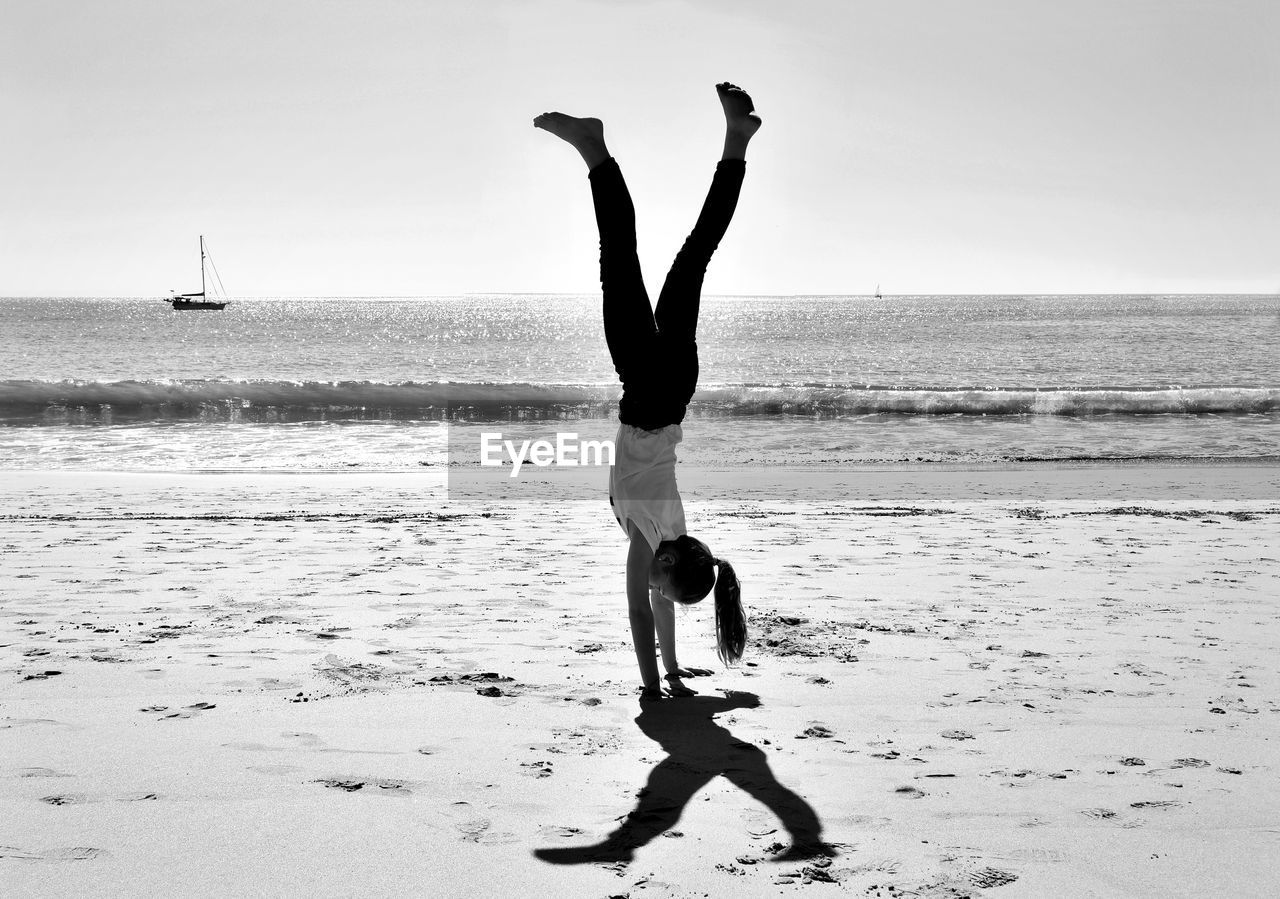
[170,236,228,310]
[874,283,882,299]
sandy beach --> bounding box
[3,466,1279,897]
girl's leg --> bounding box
[533,112,656,378]
[589,159,657,376]
[653,82,761,343]
[652,159,746,343]
[626,523,662,693]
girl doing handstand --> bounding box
[535,82,761,700]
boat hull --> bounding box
[171,300,227,311]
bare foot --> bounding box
[533,112,609,169]
[716,82,762,138]
[717,82,761,161]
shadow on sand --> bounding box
[533,691,833,864]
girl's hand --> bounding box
[668,667,713,678]
[663,668,711,697]
[663,675,697,697]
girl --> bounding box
[534,82,760,700]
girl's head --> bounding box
[650,534,747,665]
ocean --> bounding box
[1,294,1277,472]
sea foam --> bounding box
[2,378,1277,422]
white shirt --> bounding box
[609,423,687,553]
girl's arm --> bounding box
[625,524,661,693]
[653,580,713,696]
[651,590,678,674]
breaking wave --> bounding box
[2,378,1278,423]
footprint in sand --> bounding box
[41,794,84,806]
[997,847,1067,863]
[968,867,1019,888]
[848,857,902,875]
[18,767,72,778]
[316,655,398,692]
[448,805,517,845]
[315,779,365,792]
[774,857,839,885]
[1081,807,1118,819]
[456,818,492,843]
[313,777,412,796]
[0,846,107,861]
[222,741,283,752]
[42,792,157,806]
[246,764,304,776]
[160,702,216,719]
[741,809,779,839]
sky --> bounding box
[3,0,1277,296]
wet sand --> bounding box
[3,467,1279,897]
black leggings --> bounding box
[589,157,746,431]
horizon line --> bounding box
[4,292,1280,300]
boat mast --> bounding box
[200,235,206,297]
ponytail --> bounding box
[712,559,746,665]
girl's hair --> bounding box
[668,535,747,665]
[710,558,746,665]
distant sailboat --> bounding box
[170,236,228,310]
[874,283,882,299]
